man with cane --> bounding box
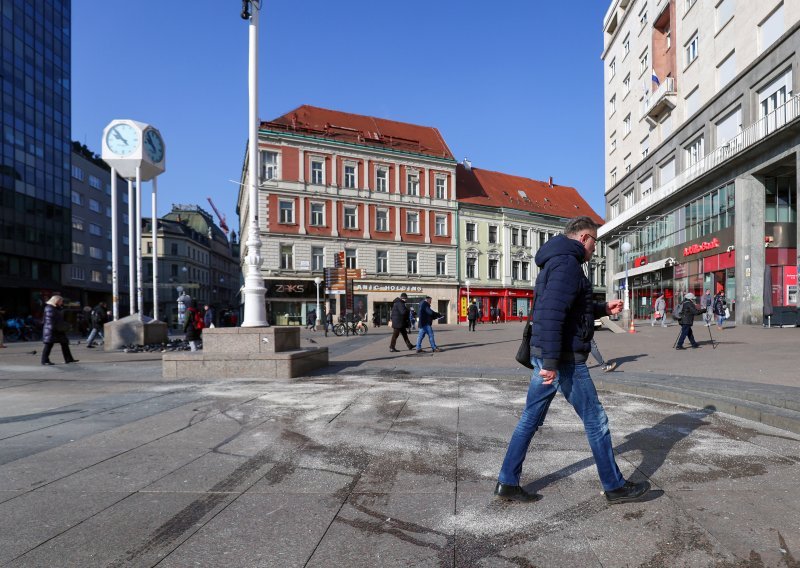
[674,293,703,349]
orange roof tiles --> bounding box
[456,164,604,224]
[263,105,454,160]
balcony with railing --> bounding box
[641,77,677,123]
[601,93,800,239]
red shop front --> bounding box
[458,287,533,323]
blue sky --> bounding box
[71,1,610,231]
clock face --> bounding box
[143,128,164,163]
[105,123,140,156]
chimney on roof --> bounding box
[548,176,553,187]
[462,157,471,171]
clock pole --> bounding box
[241,0,268,327]
[128,178,136,315]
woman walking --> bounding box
[41,295,78,365]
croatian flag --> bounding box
[652,69,660,87]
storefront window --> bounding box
[765,174,797,222]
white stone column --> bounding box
[424,209,431,244]
[298,149,304,183]
[298,196,306,235]
[421,167,427,198]
[331,155,338,187]
[363,203,370,239]
[394,165,401,194]
[395,207,401,241]
[364,159,370,191]
[331,198,339,237]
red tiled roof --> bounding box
[263,105,454,160]
[456,165,604,224]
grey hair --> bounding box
[564,216,601,236]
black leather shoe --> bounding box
[691,345,700,349]
[675,346,685,350]
[604,480,651,504]
[494,482,541,503]
[42,361,54,366]
[65,359,79,364]
[407,345,415,351]
[389,348,399,353]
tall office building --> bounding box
[0,0,71,317]
[601,0,799,325]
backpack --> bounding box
[673,301,684,320]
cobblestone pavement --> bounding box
[1,323,799,566]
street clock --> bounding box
[102,119,166,180]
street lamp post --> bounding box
[465,279,471,323]
[314,276,322,330]
[240,0,268,327]
[621,241,632,328]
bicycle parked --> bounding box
[3,317,42,342]
[333,319,368,336]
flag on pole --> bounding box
[651,68,660,87]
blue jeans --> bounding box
[498,356,625,492]
[677,324,698,347]
[86,328,103,346]
[416,324,437,350]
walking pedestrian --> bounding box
[651,294,667,327]
[467,300,478,332]
[415,296,442,353]
[389,293,414,352]
[490,306,497,324]
[41,295,78,365]
[675,292,703,349]
[85,301,108,348]
[700,289,713,326]
[204,304,215,328]
[183,300,203,352]
[590,338,616,372]
[494,216,650,505]
[306,309,316,330]
[713,290,728,329]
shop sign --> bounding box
[353,283,424,293]
[267,280,314,298]
[683,237,720,257]
[634,256,648,267]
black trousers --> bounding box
[42,340,74,363]
[390,328,413,349]
[468,318,476,331]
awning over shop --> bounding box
[613,257,672,281]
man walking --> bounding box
[675,292,702,349]
[495,216,650,505]
[85,301,108,348]
[700,289,713,326]
[651,294,667,327]
[415,296,442,353]
[467,300,478,332]
[389,293,414,352]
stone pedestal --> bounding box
[105,315,168,350]
[162,326,328,380]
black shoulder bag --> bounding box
[515,289,538,369]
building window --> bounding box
[279,200,294,224]
[311,159,324,184]
[623,114,632,135]
[623,74,630,95]
[89,223,102,236]
[435,215,447,236]
[685,135,704,166]
[344,205,358,229]
[686,0,697,12]
[171,243,179,256]
[72,216,84,231]
[90,270,102,283]
[436,254,446,276]
[71,266,85,280]
[435,176,447,199]
[344,163,356,188]
[522,262,530,280]
[72,191,83,205]
[610,134,617,154]
[407,252,418,274]
[512,228,519,246]
[624,153,632,173]
[376,166,389,192]
[488,225,498,244]
[261,150,279,181]
[377,250,388,273]
[72,242,85,255]
[623,34,630,56]
[641,175,654,198]
[89,199,100,213]
[609,94,616,116]
[611,169,617,186]
[310,203,324,226]
[512,261,520,280]
[407,171,419,196]
[406,211,419,233]
[521,229,528,247]
[765,174,797,223]
[466,222,477,242]
[88,175,102,189]
[376,209,389,232]
[639,6,648,28]
[660,157,676,184]
[345,248,357,269]
[105,206,111,218]
[685,34,699,67]
[89,246,103,259]
[466,257,477,279]
[312,247,324,271]
[610,201,619,218]
[609,58,616,79]
[640,51,649,75]
[280,244,293,269]
[623,189,634,210]
[758,3,784,53]
[71,165,84,180]
[641,135,650,158]
[488,259,499,279]
[717,51,736,89]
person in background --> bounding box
[495,216,649,505]
[713,290,728,330]
[415,295,442,353]
[651,294,667,327]
[183,300,203,352]
[204,303,215,329]
[86,301,108,348]
[306,309,316,330]
[590,338,616,372]
[389,293,414,353]
[467,300,478,332]
[41,295,78,365]
[676,293,703,349]
[372,311,380,328]
[700,289,713,327]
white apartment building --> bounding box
[601,0,799,325]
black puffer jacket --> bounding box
[678,299,702,325]
[390,297,410,329]
[530,234,607,371]
[42,304,67,344]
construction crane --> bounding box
[206,197,230,237]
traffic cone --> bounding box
[628,318,636,334]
